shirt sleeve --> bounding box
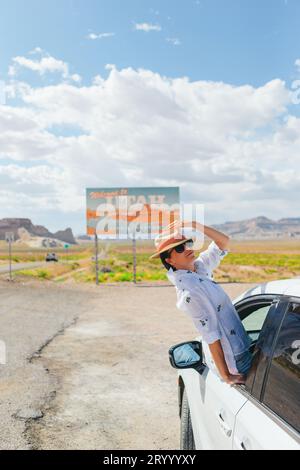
[196,240,229,274]
[177,286,222,344]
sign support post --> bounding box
[5,232,14,282]
[8,237,12,281]
[64,244,69,257]
[95,233,99,285]
[132,236,137,284]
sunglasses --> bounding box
[168,239,194,255]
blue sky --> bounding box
[0,0,300,234]
[1,0,299,87]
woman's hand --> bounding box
[159,220,187,240]
[224,374,246,386]
[169,220,230,250]
[165,220,205,238]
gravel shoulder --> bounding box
[0,279,256,450]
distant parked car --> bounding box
[45,253,58,262]
[169,279,300,450]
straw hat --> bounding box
[149,221,195,259]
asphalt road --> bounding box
[0,262,46,274]
[0,280,256,450]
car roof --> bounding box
[233,278,300,304]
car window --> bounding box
[242,305,271,337]
[262,302,300,434]
[243,300,287,398]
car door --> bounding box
[189,364,247,450]
[233,298,300,450]
[191,297,276,450]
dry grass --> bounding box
[1,238,299,284]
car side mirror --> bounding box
[168,341,205,374]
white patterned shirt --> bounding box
[167,240,251,375]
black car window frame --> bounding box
[235,294,277,323]
[234,295,288,399]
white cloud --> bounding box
[29,46,44,55]
[105,64,116,71]
[8,51,82,83]
[70,74,82,83]
[1,63,299,232]
[134,23,162,32]
[149,8,160,16]
[92,75,105,86]
[87,32,115,40]
[166,37,181,46]
[9,56,68,77]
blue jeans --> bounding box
[234,349,253,375]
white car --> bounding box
[169,278,300,450]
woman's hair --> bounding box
[160,250,177,271]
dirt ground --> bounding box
[0,279,256,450]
